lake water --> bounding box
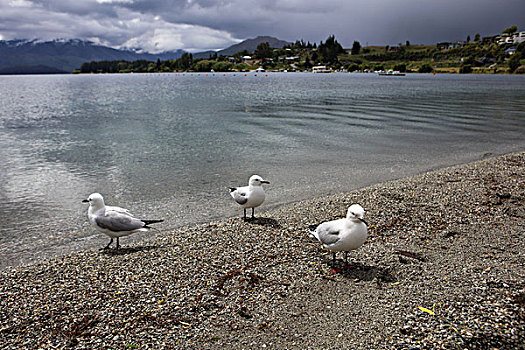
[1,72,524,269]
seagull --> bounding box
[82,193,163,250]
[229,175,270,220]
[309,204,368,267]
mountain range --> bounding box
[0,39,185,74]
[0,36,291,74]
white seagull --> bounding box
[229,175,270,220]
[309,204,368,266]
[82,193,163,250]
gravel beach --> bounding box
[1,152,523,349]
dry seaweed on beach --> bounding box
[0,152,524,349]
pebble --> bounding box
[0,152,523,349]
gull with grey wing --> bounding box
[309,204,368,267]
[229,175,270,220]
[82,193,163,250]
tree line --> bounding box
[78,35,349,73]
[77,29,525,74]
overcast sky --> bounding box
[1,0,524,53]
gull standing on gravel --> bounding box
[82,193,163,250]
[309,204,368,267]
[229,175,270,220]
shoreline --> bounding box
[5,70,525,76]
[2,147,521,272]
[1,152,523,349]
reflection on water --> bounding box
[1,73,524,269]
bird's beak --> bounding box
[261,180,270,184]
[359,218,368,226]
[82,199,89,203]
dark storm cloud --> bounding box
[1,0,524,52]
[113,0,525,46]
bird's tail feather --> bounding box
[143,219,164,228]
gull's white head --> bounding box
[82,193,105,209]
[248,175,270,187]
[347,204,366,222]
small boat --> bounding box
[378,70,405,76]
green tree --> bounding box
[175,53,193,71]
[233,50,251,62]
[234,63,249,71]
[351,41,361,55]
[508,53,521,72]
[503,25,518,34]
[147,62,156,72]
[254,42,272,59]
[318,35,345,64]
[193,60,214,72]
[394,63,407,72]
[466,35,471,43]
[462,56,475,65]
[211,61,233,72]
[459,65,472,74]
[303,55,313,69]
[347,63,360,72]
[474,33,481,42]
[406,40,411,47]
[517,43,525,61]
[419,64,433,73]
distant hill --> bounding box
[193,50,217,60]
[0,39,185,74]
[193,36,291,59]
[0,36,292,74]
[0,64,68,75]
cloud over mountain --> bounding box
[0,0,524,52]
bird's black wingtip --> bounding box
[308,224,319,232]
[142,219,164,226]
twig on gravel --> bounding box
[396,249,426,262]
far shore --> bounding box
[0,152,523,349]
[4,69,524,75]
[68,70,521,75]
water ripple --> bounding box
[0,73,524,269]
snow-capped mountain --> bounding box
[0,39,186,74]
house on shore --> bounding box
[497,31,525,45]
[437,41,467,50]
[505,47,517,56]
